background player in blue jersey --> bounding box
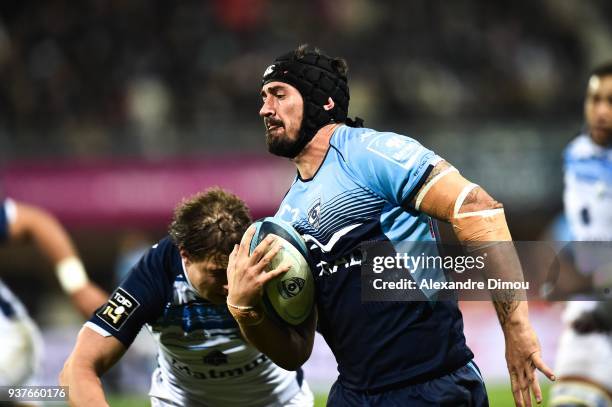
[548,62,612,407]
[226,45,556,407]
[0,198,107,386]
[60,188,314,406]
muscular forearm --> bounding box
[60,359,109,407]
[414,161,555,405]
[414,163,528,322]
[476,242,528,328]
[445,184,529,327]
[237,311,315,370]
[60,327,126,406]
[493,296,529,332]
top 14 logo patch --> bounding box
[96,287,140,330]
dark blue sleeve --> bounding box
[87,237,176,348]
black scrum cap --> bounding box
[262,48,354,157]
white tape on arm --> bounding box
[55,257,89,294]
[414,167,459,210]
[4,198,17,224]
[454,208,505,219]
[452,183,479,218]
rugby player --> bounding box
[226,45,555,406]
[548,62,612,407]
[60,188,314,406]
[0,198,107,386]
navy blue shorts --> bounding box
[327,361,489,406]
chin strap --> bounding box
[345,116,364,128]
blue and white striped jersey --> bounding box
[87,237,303,406]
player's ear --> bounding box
[179,249,191,266]
[323,97,335,111]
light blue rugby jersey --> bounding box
[563,133,612,241]
[275,125,473,391]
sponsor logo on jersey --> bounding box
[278,204,300,223]
[278,277,305,299]
[307,199,321,229]
[96,287,140,330]
[313,250,363,277]
[172,354,269,380]
[203,350,229,366]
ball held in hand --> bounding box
[249,217,315,325]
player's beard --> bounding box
[265,118,304,158]
[590,127,612,147]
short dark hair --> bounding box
[590,61,612,79]
[169,188,252,261]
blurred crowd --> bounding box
[0,0,611,159]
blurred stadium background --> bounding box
[0,0,611,405]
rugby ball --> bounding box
[249,217,315,325]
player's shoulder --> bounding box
[151,235,177,254]
[331,125,417,150]
[109,236,179,308]
[138,236,182,279]
[564,133,598,160]
[331,125,430,167]
[145,236,176,260]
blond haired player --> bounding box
[60,189,313,407]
